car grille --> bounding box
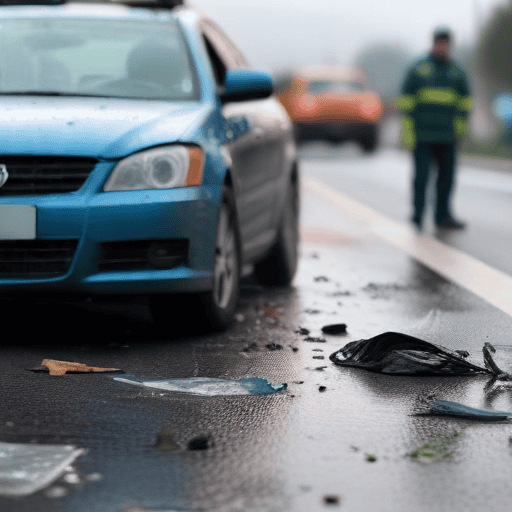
[0,239,78,278]
[0,157,97,196]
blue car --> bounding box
[0,0,299,330]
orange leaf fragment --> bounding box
[38,359,122,376]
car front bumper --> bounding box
[0,184,222,295]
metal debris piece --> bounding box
[430,400,511,421]
[329,332,492,376]
[114,376,287,396]
[0,442,85,497]
[29,359,122,376]
[321,323,347,335]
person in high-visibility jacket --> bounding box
[397,27,472,229]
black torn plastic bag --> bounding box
[329,332,493,376]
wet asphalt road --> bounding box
[1,145,512,512]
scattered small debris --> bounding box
[154,427,180,451]
[313,356,325,360]
[304,336,327,343]
[295,327,310,335]
[310,253,320,259]
[114,376,287,396]
[366,455,377,462]
[45,486,68,499]
[323,494,341,505]
[62,472,80,485]
[314,276,329,282]
[312,349,323,352]
[455,350,469,358]
[265,343,283,351]
[330,291,352,297]
[294,381,304,384]
[235,313,245,322]
[315,366,327,371]
[509,436,512,446]
[350,445,359,452]
[409,432,462,463]
[303,309,321,315]
[291,347,299,352]
[85,473,102,482]
[29,360,122,377]
[319,386,327,392]
[188,435,214,451]
[321,324,347,335]
[242,342,259,353]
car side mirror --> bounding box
[220,69,273,103]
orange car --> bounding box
[275,66,383,151]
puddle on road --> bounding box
[114,377,287,396]
[0,442,85,497]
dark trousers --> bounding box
[412,142,456,225]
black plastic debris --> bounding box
[188,435,214,451]
[265,343,283,351]
[313,356,325,360]
[295,327,310,335]
[303,309,321,314]
[291,347,299,352]
[329,332,494,376]
[321,323,347,335]
[319,386,327,392]
[304,336,327,343]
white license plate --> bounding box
[0,204,36,240]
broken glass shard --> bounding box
[0,442,85,497]
[114,376,287,396]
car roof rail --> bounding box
[0,0,184,7]
[0,0,66,5]
[110,0,184,8]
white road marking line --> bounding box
[304,175,512,317]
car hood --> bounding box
[0,97,212,159]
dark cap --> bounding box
[433,26,451,42]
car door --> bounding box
[201,19,288,263]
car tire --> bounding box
[149,185,241,332]
[253,176,299,286]
[360,125,378,153]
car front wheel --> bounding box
[149,185,240,332]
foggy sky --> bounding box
[189,0,509,71]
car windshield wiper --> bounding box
[0,91,115,98]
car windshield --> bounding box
[0,16,198,100]
[308,81,365,94]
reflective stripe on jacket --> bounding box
[396,55,472,144]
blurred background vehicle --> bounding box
[275,65,383,151]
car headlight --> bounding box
[103,145,203,192]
